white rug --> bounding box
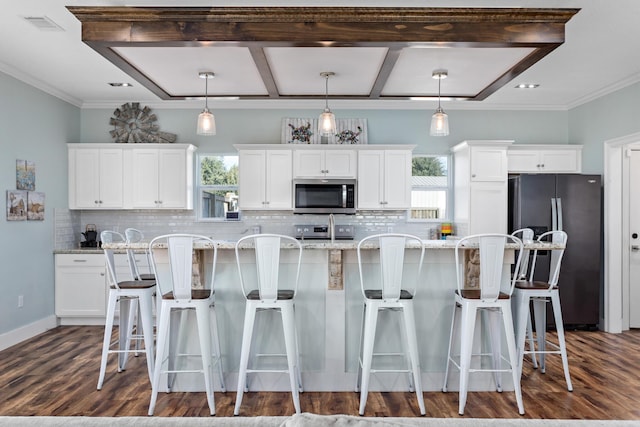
[0,414,638,426]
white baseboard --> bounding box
[0,315,58,351]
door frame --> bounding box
[604,131,640,332]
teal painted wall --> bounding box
[0,72,80,335]
[569,81,640,173]
[81,108,568,157]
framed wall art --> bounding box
[7,190,27,221]
[27,191,45,221]
[282,118,367,145]
[16,159,35,191]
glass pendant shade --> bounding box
[430,107,449,136]
[197,108,216,135]
[319,109,336,137]
[430,69,449,137]
[197,71,216,136]
[318,71,337,136]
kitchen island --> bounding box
[92,239,560,393]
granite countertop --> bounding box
[75,238,562,253]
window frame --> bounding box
[196,153,240,222]
[408,154,452,222]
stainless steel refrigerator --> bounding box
[508,174,602,329]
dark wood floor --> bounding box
[1,326,640,419]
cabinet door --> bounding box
[293,150,324,177]
[157,149,188,208]
[469,182,507,234]
[70,148,101,209]
[238,150,267,209]
[507,150,540,172]
[98,149,124,208]
[131,149,160,208]
[539,150,580,173]
[471,147,507,181]
[265,150,293,209]
[55,254,106,317]
[357,150,385,209]
[324,150,356,178]
[383,150,411,209]
[70,148,123,209]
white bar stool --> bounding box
[97,230,156,390]
[355,233,426,416]
[514,230,572,391]
[147,234,226,416]
[442,233,525,415]
[233,234,303,416]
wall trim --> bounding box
[604,131,640,332]
[0,316,58,352]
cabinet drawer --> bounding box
[56,253,104,267]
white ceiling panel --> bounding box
[113,46,268,96]
[383,47,536,97]
[265,47,388,96]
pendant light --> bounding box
[197,71,216,136]
[318,71,337,137]
[430,69,449,137]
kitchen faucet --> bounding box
[329,213,335,242]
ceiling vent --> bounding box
[24,16,64,31]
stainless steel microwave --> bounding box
[293,179,356,214]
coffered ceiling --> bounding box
[68,7,577,103]
[2,1,640,110]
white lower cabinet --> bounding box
[55,254,106,322]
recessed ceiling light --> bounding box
[516,83,540,89]
[108,83,133,87]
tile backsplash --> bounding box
[55,208,439,248]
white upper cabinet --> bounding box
[68,143,196,210]
[129,146,195,209]
[507,145,582,173]
[452,140,513,234]
[357,149,412,210]
[293,148,356,178]
[469,146,509,182]
[68,146,123,209]
[238,149,292,210]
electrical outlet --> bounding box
[18,295,24,308]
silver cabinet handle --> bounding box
[632,245,640,252]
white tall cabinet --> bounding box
[68,146,123,209]
[238,148,292,210]
[453,140,512,235]
[357,148,412,210]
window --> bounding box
[410,155,450,220]
[197,154,239,220]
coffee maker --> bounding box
[80,224,99,248]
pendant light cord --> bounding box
[324,74,329,110]
[205,75,209,110]
[437,75,442,109]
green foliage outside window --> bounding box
[412,156,446,177]
[200,156,238,185]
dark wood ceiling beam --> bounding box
[67,7,580,102]
[369,47,402,99]
[248,47,279,98]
